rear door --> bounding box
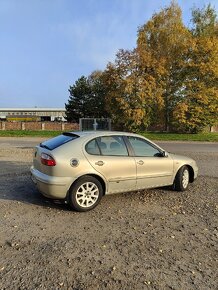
[84,135,136,194]
[127,136,174,189]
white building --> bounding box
[0,108,66,121]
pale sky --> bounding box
[0,0,217,108]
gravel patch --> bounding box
[0,144,217,290]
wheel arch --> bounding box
[186,165,194,183]
[67,173,107,199]
[174,164,194,183]
[85,173,106,194]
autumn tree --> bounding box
[103,49,160,131]
[172,4,218,132]
[137,1,192,131]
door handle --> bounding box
[95,161,105,166]
[137,160,144,165]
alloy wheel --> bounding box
[182,169,189,189]
[75,182,99,208]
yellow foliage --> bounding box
[102,2,218,132]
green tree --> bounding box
[65,76,91,122]
[65,72,108,122]
[191,4,218,36]
[87,70,108,119]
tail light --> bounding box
[41,153,56,166]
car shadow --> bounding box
[0,160,178,211]
[0,161,70,211]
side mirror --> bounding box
[154,151,168,157]
[162,151,168,157]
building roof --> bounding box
[0,108,65,112]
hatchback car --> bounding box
[31,131,198,211]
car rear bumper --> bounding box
[30,166,74,199]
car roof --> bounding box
[70,131,139,138]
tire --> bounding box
[68,176,103,212]
[174,166,189,191]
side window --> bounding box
[97,136,128,156]
[128,137,161,157]
[85,139,100,155]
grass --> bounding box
[0,130,217,142]
[0,130,62,137]
[140,132,218,142]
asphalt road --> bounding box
[0,136,217,152]
[157,141,218,153]
[0,137,45,148]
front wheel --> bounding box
[68,176,103,212]
[174,166,189,191]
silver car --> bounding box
[31,131,198,211]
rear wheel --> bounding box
[68,176,103,212]
[174,166,189,191]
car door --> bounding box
[84,135,137,194]
[127,136,174,189]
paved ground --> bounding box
[157,141,218,178]
[0,137,217,290]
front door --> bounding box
[127,136,174,189]
[84,135,137,194]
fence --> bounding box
[79,118,111,131]
[1,121,217,132]
[0,121,79,131]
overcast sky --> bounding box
[0,0,217,108]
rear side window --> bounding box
[40,133,79,150]
[85,136,129,156]
[85,139,100,155]
[97,136,128,156]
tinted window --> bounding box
[40,133,79,150]
[85,139,100,155]
[128,137,161,157]
[97,136,128,156]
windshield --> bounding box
[40,133,79,150]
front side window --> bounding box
[128,137,161,157]
[97,136,128,156]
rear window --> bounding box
[40,133,79,150]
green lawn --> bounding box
[0,130,62,137]
[0,130,217,142]
[140,132,218,142]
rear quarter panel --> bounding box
[50,138,108,190]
